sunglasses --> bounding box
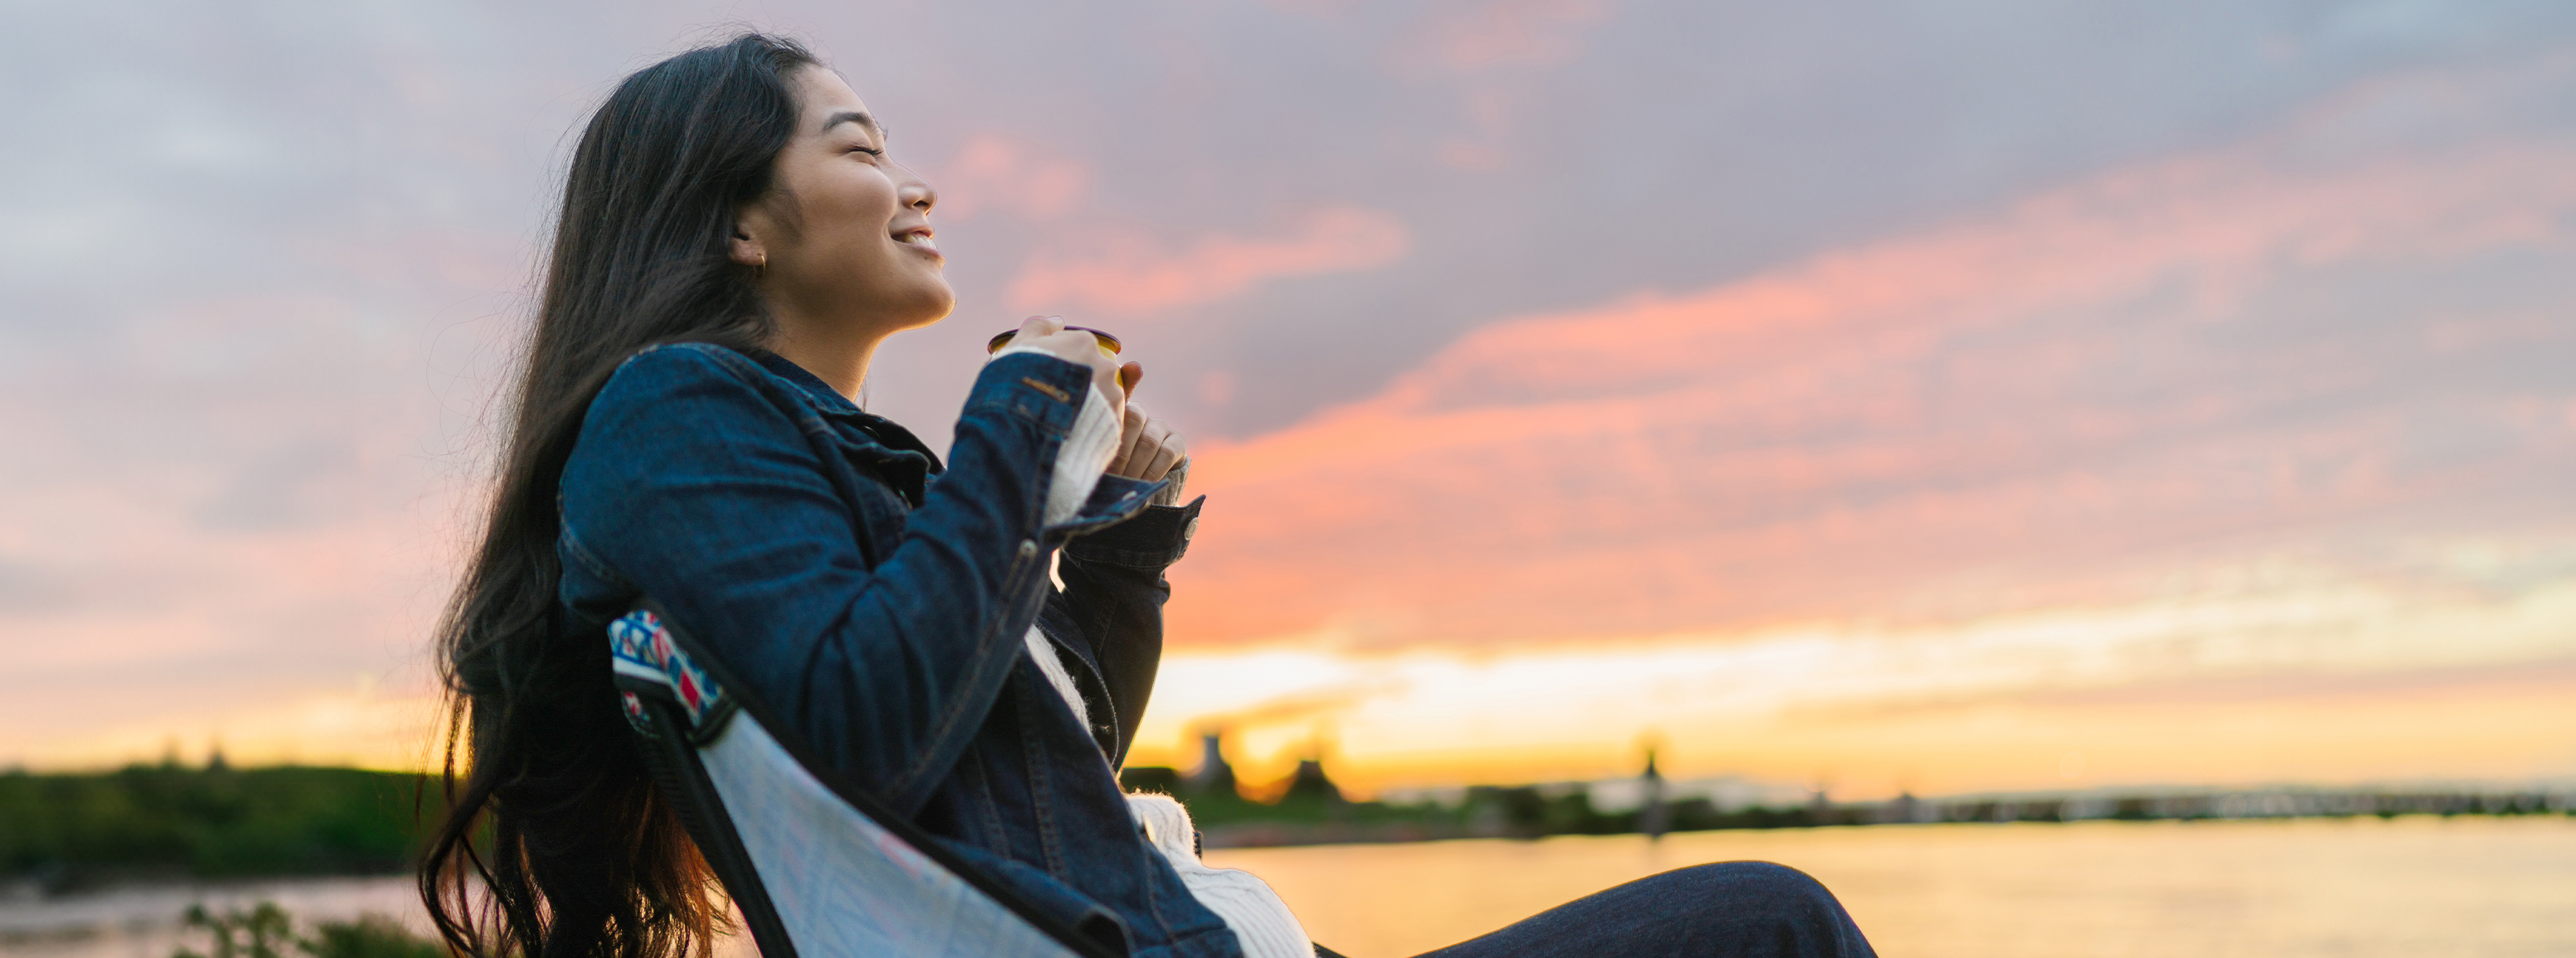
[987,325,1123,358]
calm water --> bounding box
[1210,816,2576,957]
[5,817,2569,957]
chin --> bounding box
[894,281,958,330]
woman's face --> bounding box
[738,67,953,334]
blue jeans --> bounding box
[1404,862,1877,957]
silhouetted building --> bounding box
[1281,758,1343,804]
[1880,791,1922,824]
[1638,748,1669,839]
[1186,731,1237,798]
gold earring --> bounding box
[755,252,767,280]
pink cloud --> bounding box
[1384,0,1614,169]
[1401,0,1613,71]
[1165,121,2576,649]
[0,284,486,767]
[927,133,1093,222]
[1006,205,1411,315]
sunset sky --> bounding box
[4,0,2573,800]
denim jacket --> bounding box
[556,343,1239,958]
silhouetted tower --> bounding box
[1281,758,1343,804]
[1186,730,1237,798]
[1639,747,1669,839]
[1883,791,1922,825]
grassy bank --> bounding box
[14,762,2565,886]
[1118,766,2576,848]
[1122,768,1820,848]
[0,764,434,888]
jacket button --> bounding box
[1018,539,1038,559]
[1183,517,1199,542]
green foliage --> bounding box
[300,915,449,958]
[174,902,297,958]
[1488,786,1628,835]
[171,901,447,958]
[0,764,436,882]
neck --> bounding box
[766,313,887,402]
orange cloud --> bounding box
[0,293,484,769]
[1132,606,2576,797]
[1167,122,2576,651]
[1005,205,1410,315]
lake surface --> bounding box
[5,817,2569,957]
[1210,816,2576,957]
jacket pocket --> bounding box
[934,838,1134,956]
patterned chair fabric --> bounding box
[609,607,1105,958]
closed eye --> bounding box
[849,145,884,157]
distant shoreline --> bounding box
[1193,789,2575,848]
[8,763,2569,885]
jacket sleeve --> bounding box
[1051,496,1205,767]
[557,344,1133,814]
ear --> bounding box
[728,211,771,269]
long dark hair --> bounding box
[420,33,817,958]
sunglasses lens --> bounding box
[988,327,1124,356]
[1077,328,1123,354]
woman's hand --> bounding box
[1005,315,1127,415]
[1109,399,1186,482]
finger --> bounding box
[1143,446,1183,482]
[1091,357,1124,412]
[1066,337,1122,408]
[998,316,1067,361]
[988,316,1047,362]
[1133,419,1177,479]
[1109,404,1150,476]
[1119,362,1143,397]
[1142,429,1186,482]
[1016,314,1064,340]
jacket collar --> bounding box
[746,348,945,470]
[749,348,860,412]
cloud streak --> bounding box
[1007,205,1411,315]
[1170,57,2576,650]
[7,4,2575,791]
[929,133,1094,222]
[1133,571,2576,795]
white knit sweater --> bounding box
[995,351,1312,958]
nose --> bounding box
[895,163,936,214]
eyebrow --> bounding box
[819,110,882,136]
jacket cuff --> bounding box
[966,352,1091,437]
[1064,496,1203,568]
[1040,382,1124,527]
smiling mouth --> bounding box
[896,228,938,253]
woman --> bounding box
[420,32,1875,958]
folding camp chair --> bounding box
[609,604,1125,958]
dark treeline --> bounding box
[1120,772,1897,848]
[1874,789,2570,825]
[0,764,434,890]
[1118,764,2576,848]
[8,762,2569,884]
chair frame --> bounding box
[613,599,1125,958]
